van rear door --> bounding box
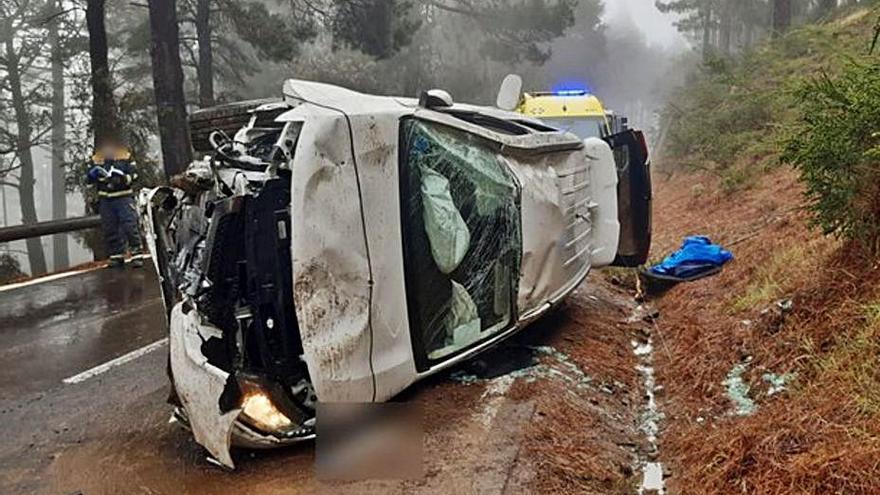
[603,130,652,267]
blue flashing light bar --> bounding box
[554,89,588,96]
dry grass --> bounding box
[516,285,646,494]
[651,165,880,494]
[729,237,839,313]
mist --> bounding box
[542,0,690,137]
[605,0,688,50]
[0,0,693,276]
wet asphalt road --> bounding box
[0,265,170,494]
[0,264,493,495]
[0,266,165,397]
[0,264,521,495]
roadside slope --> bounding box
[652,7,880,494]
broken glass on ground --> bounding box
[762,372,796,396]
[722,360,797,417]
[448,344,592,390]
[723,360,758,416]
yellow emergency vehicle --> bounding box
[516,89,610,139]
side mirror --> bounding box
[419,89,454,109]
[496,74,523,111]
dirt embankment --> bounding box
[650,166,880,494]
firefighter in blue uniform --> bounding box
[87,138,143,268]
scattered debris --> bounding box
[758,298,795,334]
[722,360,758,416]
[627,304,660,324]
[719,362,793,415]
[448,371,481,385]
[762,372,796,396]
[776,298,794,313]
[632,339,653,357]
[449,345,593,390]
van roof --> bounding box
[517,92,606,119]
[275,79,585,153]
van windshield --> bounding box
[399,119,522,368]
[542,116,607,139]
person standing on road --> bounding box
[86,138,143,268]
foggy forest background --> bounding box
[0,0,854,278]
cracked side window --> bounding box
[400,119,521,367]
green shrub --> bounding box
[661,53,785,173]
[659,10,878,179]
[782,62,880,249]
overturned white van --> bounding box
[140,79,651,468]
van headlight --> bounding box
[240,390,292,432]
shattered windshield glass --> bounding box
[400,119,521,364]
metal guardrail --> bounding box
[0,215,102,243]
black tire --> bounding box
[189,98,281,153]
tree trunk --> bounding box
[744,20,754,49]
[371,0,395,58]
[818,0,836,17]
[196,0,214,107]
[719,1,733,56]
[149,0,193,178]
[719,22,731,56]
[3,24,48,275]
[701,4,713,61]
[772,0,792,38]
[86,0,118,147]
[49,0,69,270]
[1,184,7,227]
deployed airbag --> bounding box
[420,167,471,274]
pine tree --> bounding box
[0,0,52,275]
[178,0,318,107]
[148,0,192,178]
[331,0,420,59]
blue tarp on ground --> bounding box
[648,236,733,281]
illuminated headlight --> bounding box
[241,391,292,432]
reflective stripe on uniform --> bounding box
[98,189,134,198]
